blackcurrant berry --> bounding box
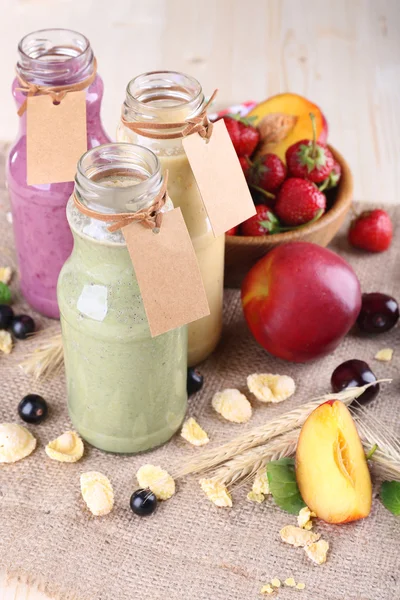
[18,394,48,424]
[11,315,35,339]
[130,488,157,516]
[187,367,204,396]
[0,304,14,329]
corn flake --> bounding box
[375,348,394,362]
[284,578,296,587]
[252,470,270,495]
[80,471,114,516]
[298,506,316,529]
[0,331,12,354]
[247,373,295,403]
[136,464,175,500]
[200,478,232,507]
[45,431,84,463]
[211,388,252,423]
[181,417,209,446]
[0,423,36,463]
[270,578,281,588]
[304,539,329,565]
[247,490,265,503]
[260,584,275,595]
[0,267,12,285]
[280,525,320,547]
[296,582,306,590]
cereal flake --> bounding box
[247,490,265,503]
[284,578,296,587]
[260,584,275,595]
[298,506,316,529]
[211,388,252,423]
[252,470,270,495]
[375,348,394,362]
[270,578,281,588]
[304,539,329,565]
[181,417,209,446]
[296,582,306,590]
[247,373,295,403]
[200,478,232,507]
[80,471,114,516]
[45,431,84,463]
[280,525,320,547]
[0,423,36,463]
[136,464,175,500]
[0,267,12,285]
[0,330,12,354]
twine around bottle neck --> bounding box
[15,57,98,117]
[120,89,218,140]
[73,170,169,234]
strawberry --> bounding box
[275,178,326,226]
[348,209,393,252]
[286,113,334,183]
[320,159,342,192]
[249,154,287,193]
[226,226,238,236]
[240,205,280,236]
[239,156,251,179]
[221,114,260,157]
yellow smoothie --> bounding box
[117,73,225,365]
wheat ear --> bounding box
[19,332,63,379]
[210,429,300,488]
[175,381,391,479]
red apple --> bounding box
[241,241,361,362]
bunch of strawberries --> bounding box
[221,113,392,252]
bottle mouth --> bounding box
[75,143,163,214]
[18,28,90,63]
[124,71,205,122]
[17,28,93,85]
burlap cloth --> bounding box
[0,143,399,600]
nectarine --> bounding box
[241,242,361,362]
[296,400,372,524]
[248,93,328,162]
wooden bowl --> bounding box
[224,145,353,288]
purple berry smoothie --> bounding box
[6,30,111,318]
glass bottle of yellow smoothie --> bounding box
[57,143,188,453]
[117,72,224,366]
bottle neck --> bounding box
[122,71,205,128]
[16,28,95,87]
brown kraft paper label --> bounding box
[182,119,256,237]
[26,91,87,185]
[122,207,210,337]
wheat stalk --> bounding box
[19,332,64,380]
[175,381,391,479]
[210,429,300,488]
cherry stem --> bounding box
[249,183,276,200]
[309,112,317,159]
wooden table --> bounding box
[1,1,399,598]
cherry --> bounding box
[331,359,379,405]
[357,293,399,334]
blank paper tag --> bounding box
[123,208,210,337]
[182,119,256,236]
[26,91,87,185]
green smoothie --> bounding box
[57,151,188,454]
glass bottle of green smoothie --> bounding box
[57,143,188,453]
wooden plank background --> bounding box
[0,0,399,598]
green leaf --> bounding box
[381,481,400,516]
[267,457,306,515]
[0,282,11,304]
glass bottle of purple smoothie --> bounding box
[6,29,110,318]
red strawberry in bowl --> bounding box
[239,156,251,179]
[275,178,326,226]
[240,205,280,236]
[348,209,393,252]
[221,114,260,157]
[286,113,334,183]
[226,226,238,236]
[249,154,287,193]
